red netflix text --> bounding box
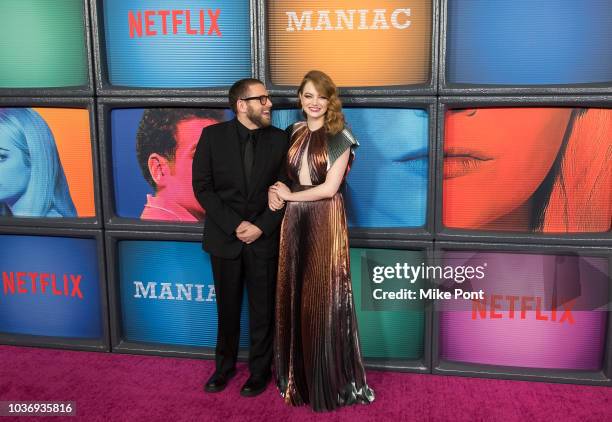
[127,9,222,38]
[471,294,575,324]
[2,272,84,299]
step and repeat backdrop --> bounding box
[0,0,611,385]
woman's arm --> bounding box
[271,148,350,202]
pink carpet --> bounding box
[0,345,611,421]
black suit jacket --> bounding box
[192,119,289,259]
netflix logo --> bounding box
[2,271,84,299]
[471,294,575,325]
[127,9,222,38]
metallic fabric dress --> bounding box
[274,122,375,412]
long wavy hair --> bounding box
[297,70,345,135]
[0,108,76,217]
[533,108,611,232]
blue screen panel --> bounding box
[0,235,102,339]
[446,0,612,85]
[109,108,233,220]
[103,0,252,88]
[272,108,429,228]
[118,240,249,347]
[110,109,152,217]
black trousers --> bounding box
[211,246,277,377]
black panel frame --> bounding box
[258,0,440,96]
[349,238,433,373]
[97,97,230,233]
[438,0,612,96]
[106,231,434,371]
[271,96,438,241]
[434,96,612,246]
[0,226,110,353]
[91,0,259,97]
[0,97,103,229]
[0,0,94,97]
[431,241,612,386]
[106,230,230,360]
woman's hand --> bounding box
[268,186,285,211]
[270,181,292,201]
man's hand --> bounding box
[268,187,285,211]
[236,221,251,234]
[236,221,263,244]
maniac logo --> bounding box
[286,9,412,31]
[127,9,222,38]
[133,281,216,302]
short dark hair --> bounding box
[136,108,225,188]
[228,78,264,113]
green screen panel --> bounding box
[351,247,426,361]
[0,0,88,88]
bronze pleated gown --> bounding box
[274,122,375,412]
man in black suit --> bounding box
[192,78,288,397]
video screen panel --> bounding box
[0,234,103,339]
[102,0,252,88]
[0,0,89,89]
[351,247,426,361]
[437,250,609,370]
[0,107,95,219]
[117,240,425,357]
[267,0,432,87]
[117,240,248,347]
[442,107,611,233]
[109,107,232,222]
[445,0,612,86]
[272,108,429,229]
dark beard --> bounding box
[246,106,271,128]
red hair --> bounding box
[543,108,611,232]
[297,70,345,134]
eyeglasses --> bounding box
[240,95,271,105]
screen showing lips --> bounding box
[442,107,611,233]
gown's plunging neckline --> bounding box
[298,138,313,186]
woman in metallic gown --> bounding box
[269,70,375,412]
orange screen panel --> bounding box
[442,108,611,233]
[34,108,95,217]
[267,1,432,87]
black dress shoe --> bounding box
[240,375,270,397]
[204,369,236,393]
